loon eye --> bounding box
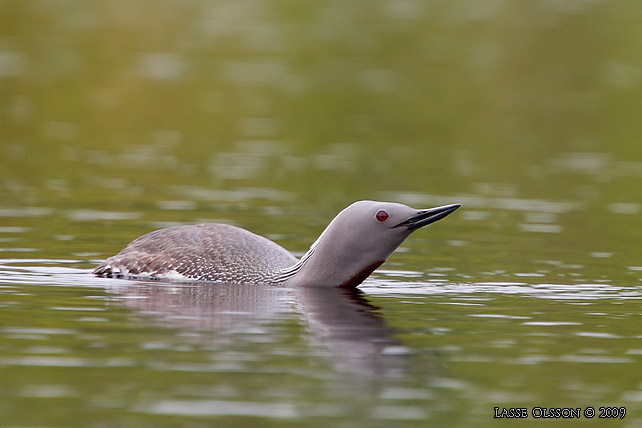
[376,210,389,222]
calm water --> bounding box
[2,1,642,427]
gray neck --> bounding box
[273,239,385,288]
[272,206,398,287]
[272,247,316,285]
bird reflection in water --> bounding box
[105,280,409,377]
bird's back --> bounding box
[93,224,298,283]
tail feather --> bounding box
[93,252,176,279]
[93,260,122,278]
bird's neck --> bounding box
[272,247,315,285]
[274,243,383,288]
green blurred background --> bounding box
[2,0,642,279]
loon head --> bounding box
[284,200,460,287]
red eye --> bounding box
[376,210,389,222]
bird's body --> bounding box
[94,224,297,284]
[94,201,460,287]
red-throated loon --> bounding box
[93,200,460,287]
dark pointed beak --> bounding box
[393,203,461,231]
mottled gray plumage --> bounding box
[93,201,460,287]
[93,224,297,283]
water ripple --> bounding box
[365,279,642,301]
[136,399,298,418]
